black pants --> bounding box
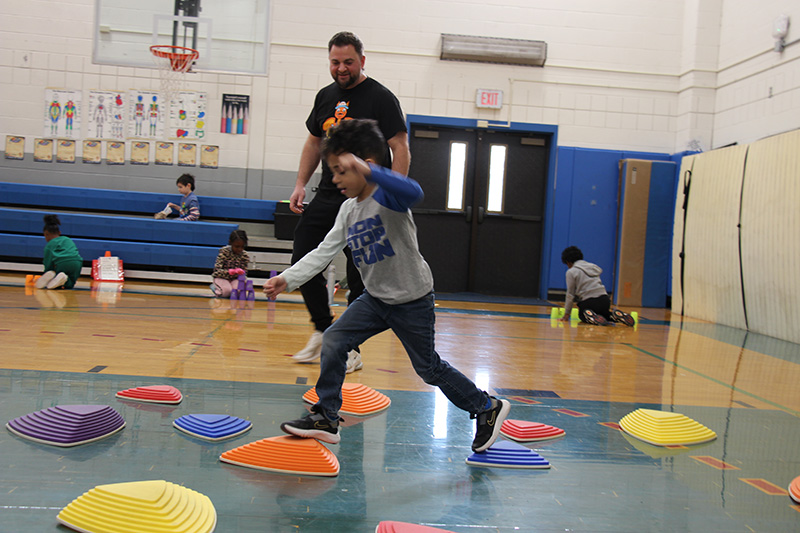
[291,192,365,332]
[578,294,612,323]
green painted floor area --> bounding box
[1,369,798,532]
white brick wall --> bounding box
[2,0,799,173]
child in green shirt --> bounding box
[35,215,83,289]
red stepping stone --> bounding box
[499,419,565,442]
[220,435,339,477]
[116,385,182,404]
[303,383,390,416]
[377,522,456,533]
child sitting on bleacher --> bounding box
[154,173,200,221]
[211,230,251,297]
[35,214,84,290]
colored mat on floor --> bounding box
[465,440,551,469]
[220,435,340,477]
[376,521,457,533]
[6,404,125,447]
[303,383,391,416]
[500,419,565,442]
[173,414,252,441]
[116,385,183,404]
[57,479,216,533]
[619,408,716,446]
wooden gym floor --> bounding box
[1,272,799,532]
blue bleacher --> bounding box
[0,182,277,221]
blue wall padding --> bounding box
[0,182,277,221]
[0,208,237,247]
[642,162,676,307]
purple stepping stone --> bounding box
[6,405,125,447]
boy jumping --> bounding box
[264,119,509,452]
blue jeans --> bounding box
[313,291,489,420]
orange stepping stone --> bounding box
[219,435,339,477]
[377,522,456,533]
[116,385,182,404]
[790,475,800,504]
[303,383,390,416]
[500,419,565,442]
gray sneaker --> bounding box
[281,411,340,444]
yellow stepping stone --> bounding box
[619,408,716,446]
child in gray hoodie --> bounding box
[561,246,635,326]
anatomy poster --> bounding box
[220,94,249,134]
[169,91,207,140]
[87,90,125,140]
[43,89,81,138]
[129,90,165,139]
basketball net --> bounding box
[150,45,198,107]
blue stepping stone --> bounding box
[465,440,551,469]
[173,414,252,441]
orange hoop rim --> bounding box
[150,45,199,72]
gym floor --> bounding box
[1,273,798,532]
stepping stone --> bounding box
[465,440,551,469]
[619,408,716,446]
[57,480,216,533]
[377,521,457,533]
[6,405,125,447]
[173,414,252,442]
[116,385,182,404]
[303,383,390,416]
[790,475,800,504]
[220,435,339,477]
[500,419,565,442]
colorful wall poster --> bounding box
[106,141,125,164]
[200,145,219,168]
[131,141,150,165]
[178,143,196,166]
[56,139,76,163]
[43,89,82,139]
[82,140,102,163]
[34,138,53,162]
[220,94,249,135]
[5,136,24,160]
[87,90,125,140]
[169,91,207,140]
[128,90,165,139]
[155,141,174,165]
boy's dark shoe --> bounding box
[471,397,511,452]
[611,309,636,327]
[583,309,609,326]
[280,412,340,444]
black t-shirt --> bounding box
[306,77,406,192]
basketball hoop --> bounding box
[150,45,198,105]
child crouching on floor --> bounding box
[211,230,250,297]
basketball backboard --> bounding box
[93,0,270,74]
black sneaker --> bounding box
[583,309,609,326]
[471,397,511,452]
[280,412,340,444]
[611,309,636,327]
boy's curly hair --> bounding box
[321,119,385,164]
[561,246,583,265]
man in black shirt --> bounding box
[288,31,410,372]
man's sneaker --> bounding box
[471,397,510,452]
[293,331,323,362]
[583,309,609,326]
[46,272,68,289]
[611,309,636,327]
[345,350,363,373]
[280,411,340,444]
[35,271,56,289]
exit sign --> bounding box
[476,89,503,109]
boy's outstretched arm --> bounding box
[263,275,287,299]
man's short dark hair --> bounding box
[177,173,195,191]
[328,31,364,56]
[561,246,583,265]
[321,119,385,164]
